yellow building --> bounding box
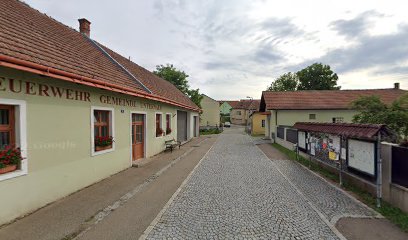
[0,1,200,225]
[249,112,267,135]
[200,95,220,127]
[260,88,407,142]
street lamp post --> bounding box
[246,96,253,134]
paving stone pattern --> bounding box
[274,160,378,222]
[147,131,344,239]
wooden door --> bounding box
[132,114,145,160]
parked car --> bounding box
[224,122,231,127]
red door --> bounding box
[132,114,145,160]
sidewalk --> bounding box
[257,142,408,240]
[0,135,217,240]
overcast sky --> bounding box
[25,0,408,100]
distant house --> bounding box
[219,101,235,115]
[260,83,407,142]
[249,111,266,135]
[200,95,220,127]
[230,99,260,125]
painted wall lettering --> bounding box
[1,76,91,102]
[141,102,162,110]
[9,78,22,93]
[26,81,36,95]
[99,95,137,107]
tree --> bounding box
[352,94,408,141]
[187,88,203,109]
[153,64,203,108]
[153,64,190,93]
[297,63,340,90]
[266,72,298,91]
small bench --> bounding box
[165,139,181,152]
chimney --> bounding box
[394,82,400,89]
[78,18,91,37]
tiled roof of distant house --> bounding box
[226,101,241,108]
[260,88,407,111]
[233,99,261,110]
[0,0,199,111]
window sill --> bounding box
[92,146,114,157]
[0,169,27,182]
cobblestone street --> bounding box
[144,127,378,239]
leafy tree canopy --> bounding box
[266,63,341,91]
[153,64,190,93]
[153,64,203,108]
[297,63,340,90]
[352,94,408,141]
[267,72,298,91]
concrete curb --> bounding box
[138,138,217,240]
[295,160,383,219]
[70,138,209,240]
[255,140,382,220]
[251,136,347,240]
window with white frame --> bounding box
[309,114,316,120]
[165,113,172,135]
[155,113,163,137]
[332,117,344,123]
[91,107,114,155]
[0,99,27,181]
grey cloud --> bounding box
[288,24,408,75]
[330,10,384,39]
[253,46,284,64]
[205,61,232,70]
[261,18,305,38]
[373,66,408,76]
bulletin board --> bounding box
[348,139,376,176]
[298,131,306,150]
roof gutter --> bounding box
[0,55,200,112]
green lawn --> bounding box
[200,128,222,135]
[271,143,408,233]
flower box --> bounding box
[95,136,114,152]
[95,145,112,152]
[0,147,23,175]
[156,128,164,137]
[0,164,17,174]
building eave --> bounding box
[0,54,201,112]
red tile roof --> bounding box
[226,101,240,108]
[261,89,407,110]
[100,45,197,109]
[232,99,261,110]
[0,0,199,111]
[293,122,395,140]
